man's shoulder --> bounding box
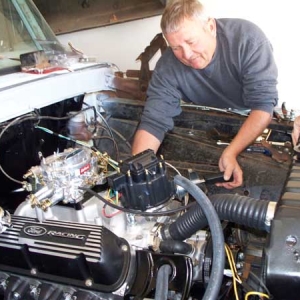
[216,18,267,43]
[217,18,260,28]
[155,48,183,72]
[157,48,176,63]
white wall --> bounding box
[58,16,162,72]
[58,0,300,111]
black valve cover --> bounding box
[0,216,131,293]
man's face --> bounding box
[165,17,217,69]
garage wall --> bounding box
[57,0,300,111]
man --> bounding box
[132,0,278,189]
[292,116,300,146]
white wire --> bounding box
[165,161,182,176]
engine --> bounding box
[0,101,297,300]
[0,147,202,300]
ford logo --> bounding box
[24,225,47,237]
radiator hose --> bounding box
[159,240,193,254]
[161,192,274,242]
[154,264,172,300]
[171,175,225,300]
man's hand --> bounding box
[292,116,300,146]
[217,152,243,189]
[215,110,272,189]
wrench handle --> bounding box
[203,172,234,184]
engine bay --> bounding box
[0,91,298,300]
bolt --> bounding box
[0,279,7,290]
[238,252,244,261]
[121,244,128,252]
[63,292,72,300]
[85,279,93,287]
[29,285,39,297]
[286,235,297,247]
[13,292,20,299]
[236,263,242,269]
[31,268,37,275]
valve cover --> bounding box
[0,216,131,293]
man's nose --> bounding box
[182,46,193,60]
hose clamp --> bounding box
[265,201,277,227]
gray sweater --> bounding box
[138,18,278,142]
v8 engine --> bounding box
[0,73,296,299]
[0,130,299,300]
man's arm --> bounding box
[132,129,161,155]
[217,110,272,189]
[292,116,300,146]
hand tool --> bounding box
[188,169,234,185]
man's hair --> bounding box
[161,0,209,34]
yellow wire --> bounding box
[245,291,269,300]
[115,191,119,205]
[230,247,242,282]
[225,244,240,300]
[105,188,111,199]
[104,188,120,205]
[225,244,242,283]
[225,244,270,300]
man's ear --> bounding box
[206,18,216,37]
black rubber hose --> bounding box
[154,264,172,300]
[159,240,193,254]
[161,193,271,241]
[210,194,270,230]
[174,175,225,300]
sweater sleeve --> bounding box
[241,39,278,114]
[138,54,183,142]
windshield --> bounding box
[0,0,66,74]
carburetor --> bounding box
[23,148,105,210]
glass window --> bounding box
[0,0,66,74]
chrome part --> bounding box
[0,207,11,233]
[23,148,105,209]
[265,201,277,227]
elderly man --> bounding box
[132,0,278,189]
